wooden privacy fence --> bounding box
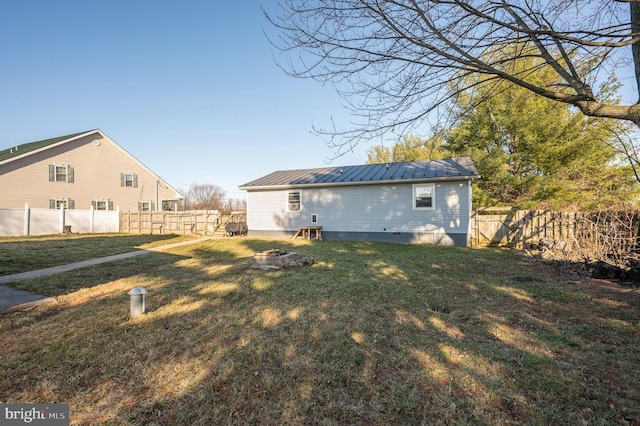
[471,208,640,255]
[119,210,246,235]
[472,208,577,248]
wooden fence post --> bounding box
[521,210,528,249]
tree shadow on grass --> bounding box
[1,238,639,424]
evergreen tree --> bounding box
[445,59,637,210]
[365,57,637,210]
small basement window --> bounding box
[288,191,301,212]
[413,184,435,209]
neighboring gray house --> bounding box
[239,158,479,246]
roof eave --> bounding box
[0,129,184,197]
[0,130,102,166]
[240,174,479,191]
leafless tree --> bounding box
[223,198,247,212]
[183,183,226,210]
[265,0,640,153]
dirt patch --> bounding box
[250,249,314,270]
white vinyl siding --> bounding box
[246,181,471,235]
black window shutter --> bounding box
[68,166,74,183]
[69,199,75,209]
[120,173,125,187]
[133,174,138,188]
[49,165,55,182]
[91,201,96,209]
[49,199,55,209]
[151,202,155,211]
[108,201,114,211]
[138,201,143,211]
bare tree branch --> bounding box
[182,184,226,211]
[264,0,640,153]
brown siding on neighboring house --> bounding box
[0,130,181,210]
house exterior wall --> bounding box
[245,180,472,246]
[0,133,178,211]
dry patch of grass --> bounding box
[1,237,639,425]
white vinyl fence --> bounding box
[0,204,119,236]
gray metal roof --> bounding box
[240,157,479,190]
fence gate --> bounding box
[472,208,577,248]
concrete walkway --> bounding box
[0,236,212,313]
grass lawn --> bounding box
[0,236,639,425]
[0,233,196,276]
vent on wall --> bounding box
[92,139,101,146]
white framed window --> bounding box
[49,164,74,183]
[287,191,301,212]
[139,201,153,211]
[311,214,318,223]
[121,172,138,188]
[49,198,74,209]
[55,165,67,182]
[92,199,113,211]
[413,184,435,209]
[124,172,134,187]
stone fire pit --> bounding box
[250,249,314,270]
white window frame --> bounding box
[139,201,153,212]
[49,164,73,183]
[54,198,68,209]
[120,172,138,188]
[413,183,435,210]
[123,172,134,187]
[287,190,301,212]
[55,164,68,182]
[95,199,108,211]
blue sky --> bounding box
[0,1,368,199]
[1,1,638,200]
